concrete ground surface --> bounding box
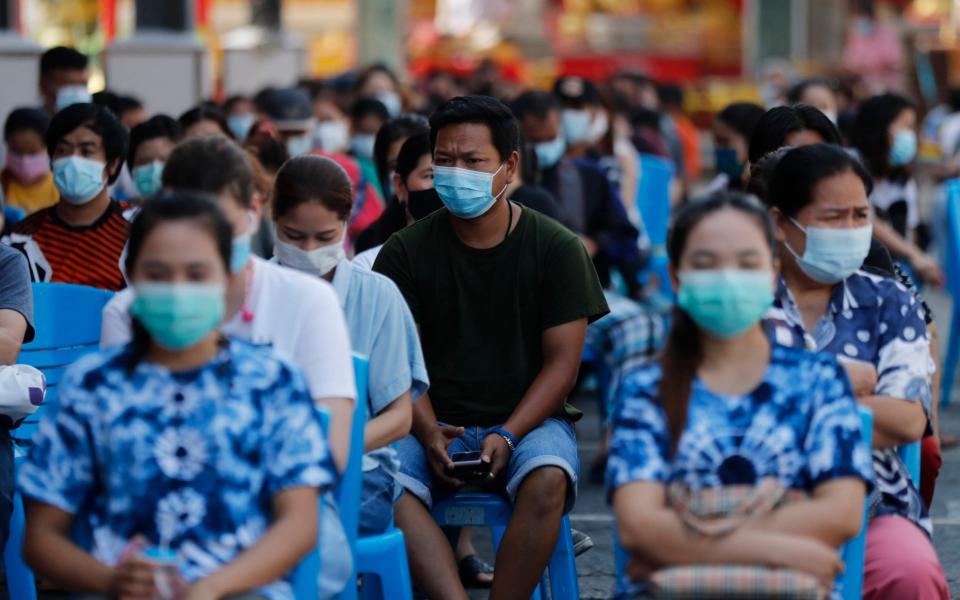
[466,291,960,599]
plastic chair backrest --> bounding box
[15,283,113,441]
[897,441,921,487]
[944,179,960,300]
[635,154,674,248]
[291,354,367,600]
[839,405,873,600]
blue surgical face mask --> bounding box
[562,109,592,145]
[786,218,873,284]
[52,156,106,205]
[376,91,402,117]
[889,129,917,167]
[714,147,744,180]
[55,85,92,113]
[433,163,506,219]
[131,282,226,350]
[677,269,774,339]
[227,113,256,141]
[230,212,256,273]
[350,134,376,159]
[286,134,313,157]
[132,160,164,199]
[535,135,566,170]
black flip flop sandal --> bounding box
[458,554,495,589]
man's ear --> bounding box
[505,150,520,184]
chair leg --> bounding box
[5,492,36,600]
[547,516,580,600]
[940,315,960,407]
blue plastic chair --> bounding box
[13,283,114,443]
[939,178,960,407]
[431,492,579,600]
[4,489,36,600]
[898,441,921,487]
[636,153,674,300]
[838,406,874,600]
[612,407,875,600]
[292,354,372,600]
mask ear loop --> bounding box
[492,162,509,200]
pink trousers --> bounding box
[862,515,949,599]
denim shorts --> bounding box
[359,465,401,536]
[395,417,579,513]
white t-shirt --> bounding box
[870,177,919,232]
[101,256,356,402]
[351,245,383,271]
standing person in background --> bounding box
[3,103,131,291]
[658,84,701,185]
[2,108,58,214]
[38,46,90,115]
[348,98,390,197]
[373,114,429,200]
[127,115,183,202]
[261,87,316,158]
[843,0,904,95]
[707,102,765,193]
[553,76,609,161]
[852,93,943,285]
[786,78,841,125]
[309,82,352,154]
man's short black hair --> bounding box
[45,103,128,184]
[128,115,183,166]
[350,97,390,123]
[40,46,88,76]
[116,95,143,116]
[4,107,50,141]
[511,91,561,121]
[429,95,520,163]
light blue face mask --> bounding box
[227,113,256,141]
[132,160,164,199]
[286,134,313,157]
[131,282,225,350]
[433,163,506,219]
[231,232,252,273]
[52,156,105,205]
[55,85,92,113]
[786,218,873,284]
[535,135,566,170]
[350,134,376,159]
[376,91,403,118]
[562,109,592,145]
[677,269,774,339]
[889,129,917,167]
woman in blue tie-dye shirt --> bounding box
[608,192,873,599]
[19,193,335,600]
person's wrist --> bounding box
[486,427,518,452]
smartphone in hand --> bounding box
[446,450,490,483]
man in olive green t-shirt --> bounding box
[374,95,609,600]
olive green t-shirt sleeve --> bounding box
[540,232,610,330]
[372,236,419,322]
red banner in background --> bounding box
[559,53,741,85]
[99,0,116,43]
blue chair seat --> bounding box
[431,492,579,600]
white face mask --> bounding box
[314,120,349,153]
[274,236,345,277]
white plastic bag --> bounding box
[0,364,44,428]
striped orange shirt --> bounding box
[9,201,132,291]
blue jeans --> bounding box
[395,417,579,513]
[358,465,401,536]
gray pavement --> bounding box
[468,290,960,599]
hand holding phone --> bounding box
[446,451,490,483]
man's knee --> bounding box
[516,466,568,515]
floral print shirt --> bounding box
[18,339,335,599]
[768,271,934,536]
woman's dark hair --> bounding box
[162,136,255,208]
[430,95,520,163]
[40,46,88,76]
[373,114,429,193]
[350,98,390,123]
[748,104,841,164]
[128,115,183,166]
[354,63,400,92]
[178,105,232,139]
[394,133,431,184]
[765,143,873,217]
[851,93,914,179]
[124,191,233,367]
[716,102,765,144]
[273,155,354,221]
[660,192,776,449]
[4,107,50,141]
[45,103,128,184]
[785,77,837,105]
[745,146,793,202]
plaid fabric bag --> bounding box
[646,480,825,599]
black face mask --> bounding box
[406,188,444,221]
